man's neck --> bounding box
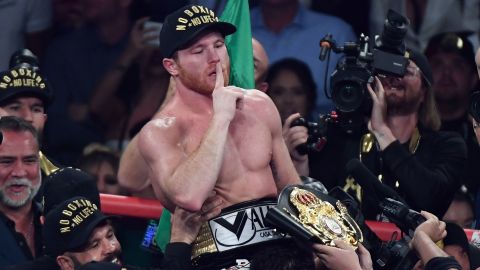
[260,1,299,33]
[436,99,469,122]
[174,81,214,115]
[95,13,130,45]
[386,113,419,143]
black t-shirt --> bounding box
[309,124,467,219]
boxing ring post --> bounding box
[100,194,480,243]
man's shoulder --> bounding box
[421,129,467,154]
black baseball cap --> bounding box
[0,66,53,107]
[43,196,110,257]
[444,222,470,257]
[408,49,433,87]
[160,4,236,57]
[425,32,476,70]
[42,167,100,215]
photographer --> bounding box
[285,50,467,220]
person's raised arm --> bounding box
[138,63,244,211]
[89,17,152,125]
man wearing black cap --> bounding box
[0,62,58,176]
[425,32,480,198]
[443,222,480,270]
[287,49,467,219]
[130,5,300,213]
[42,196,122,270]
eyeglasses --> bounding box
[405,66,421,78]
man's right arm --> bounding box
[139,63,243,211]
[138,113,232,212]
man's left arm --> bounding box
[261,93,301,191]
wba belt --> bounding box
[191,198,286,259]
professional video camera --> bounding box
[321,9,410,114]
[291,10,411,155]
[374,198,427,270]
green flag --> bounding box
[220,0,255,89]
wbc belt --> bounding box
[191,198,286,260]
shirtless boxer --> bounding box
[122,4,300,212]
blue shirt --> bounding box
[251,5,356,115]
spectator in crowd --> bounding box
[251,0,356,115]
[51,0,84,36]
[42,192,221,270]
[0,0,52,70]
[1,52,58,176]
[443,222,480,270]
[285,49,467,219]
[266,58,317,123]
[43,0,135,164]
[411,211,463,270]
[0,117,43,267]
[6,167,100,270]
[369,0,480,52]
[425,32,480,198]
[471,46,480,230]
[42,196,124,269]
[77,144,124,196]
[252,37,269,92]
[443,190,475,229]
[89,17,170,152]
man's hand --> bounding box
[170,192,223,244]
[283,113,308,160]
[282,113,309,175]
[212,62,245,123]
[367,77,395,150]
[413,211,446,243]
[313,240,366,270]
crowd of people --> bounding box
[2,0,480,269]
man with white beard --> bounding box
[0,116,42,267]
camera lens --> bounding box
[332,81,364,113]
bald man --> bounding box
[253,38,269,92]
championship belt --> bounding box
[191,198,287,267]
[265,184,363,249]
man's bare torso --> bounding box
[143,90,279,210]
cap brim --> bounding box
[0,88,51,107]
[67,214,112,252]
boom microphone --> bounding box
[345,159,406,206]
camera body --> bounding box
[374,198,426,270]
[321,9,410,114]
[290,115,330,155]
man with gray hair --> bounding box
[0,116,42,266]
